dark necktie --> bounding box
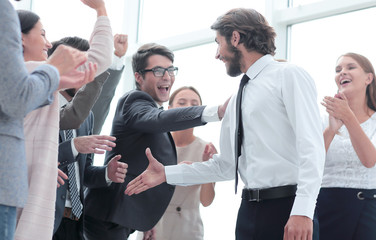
[65,129,83,219]
[234,74,250,193]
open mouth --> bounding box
[340,79,352,85]
[158,86,170,92]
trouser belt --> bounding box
[242,184,297,202]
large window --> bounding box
[139,0,264,43]
[31,0,125,42]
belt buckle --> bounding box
[249,189,260,202]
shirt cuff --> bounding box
[105,166,112,186]
[110,53,125,70]
[71,138,79,158]
[290,195,316,220]
[165,165,186,186]
[201,105,220,123]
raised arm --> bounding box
[59,0,113,129]
[91,34,128,134]
[81,0,113,75]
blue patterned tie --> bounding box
[65,129,83,219]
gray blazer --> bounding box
[92,67,124,134]
[0,1,59,208]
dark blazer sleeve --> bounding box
[59,71,110,130]
[83,154,108,189]
[92,66,124,135]
[122,91,207,133]
[83,113,109,189]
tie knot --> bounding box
[240,74,250,85]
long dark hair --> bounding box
[17,10,40,34]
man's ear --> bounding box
[231,31,241,47]
[135,72,144,88]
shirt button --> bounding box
[176,207,181,212]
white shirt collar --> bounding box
[245,54,274,80]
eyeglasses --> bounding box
[139,67,178,77]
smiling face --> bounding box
[335,56,373,96]
[135,54,175,105]
[215,32,243,77]
[22,20,52,61]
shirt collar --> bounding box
[245,54,274,80]
[59,92,68,107]
[155,102,163,109]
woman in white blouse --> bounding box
[319,52,376,240]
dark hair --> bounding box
[17,10,40,34]
[211,8,276,56]
[339,53,376,111]
[48,36,90,56]
[168,86,202,106]
[132,43,174,90]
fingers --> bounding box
[145,148,156,163]
[57,169,68,187]
[95,135,116,141]
[75,135,116,154]
[125,176,142,195]
[109,155,127,183]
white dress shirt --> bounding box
[322,112,376,189]
[166,54,325,219]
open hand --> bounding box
[125,148,166,195]
[74,135,116,154]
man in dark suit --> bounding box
[84,43,226,240]
[53,89,128,240]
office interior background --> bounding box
[12,0,376,239]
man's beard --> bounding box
[226,45,243,77]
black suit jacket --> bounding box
[54,112,108,235]
[84,90,206,231]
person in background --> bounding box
[137,86,217,240]
[126,8,325,240]
[318,52,376,240]
[0,0,88,239]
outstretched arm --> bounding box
[125,148,166,195]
